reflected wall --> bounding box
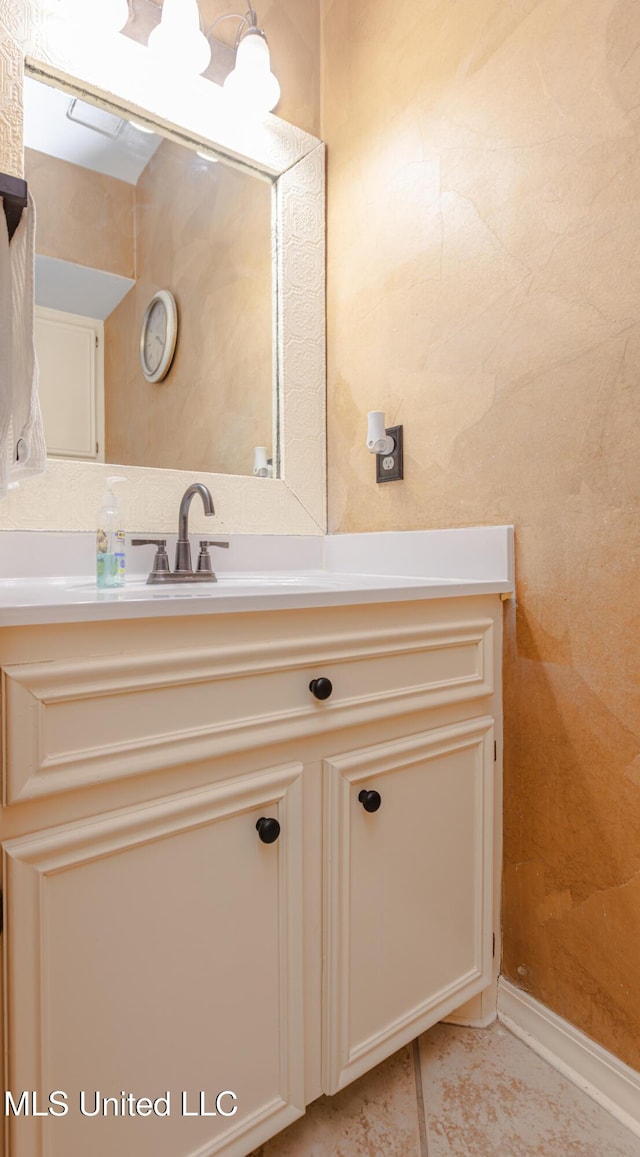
[104,142,272,475]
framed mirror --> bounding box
[0,0,325,535]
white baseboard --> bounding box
[498,978,640,1139]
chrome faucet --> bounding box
[132,483,229,584]
[175,482,215,573]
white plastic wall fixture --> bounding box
[366,412,395,456]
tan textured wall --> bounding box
[323,0,640,1070]
[105,140,272,476]
[25,148,135,277]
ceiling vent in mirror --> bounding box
[66,98,125,140]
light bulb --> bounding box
[148,0,211,76]
[57,0,129,34]
[224,29,280,115]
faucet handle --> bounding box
[196,540,229,577]
[131,538,170,579]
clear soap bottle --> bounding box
[96,476,127,589]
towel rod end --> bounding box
[0,172,28,242]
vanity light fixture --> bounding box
[148,0,211,75]
[203,2,280,114]
[366,411,404,483]
[143,1,279,113]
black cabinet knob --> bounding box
[256,817,281,844]
[358,789,382,813]
[309,677,333,701]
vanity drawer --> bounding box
[2,614,494,804]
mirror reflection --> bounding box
[25,75,275,478]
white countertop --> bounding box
[0,527,514,626]
[0,571,513,626]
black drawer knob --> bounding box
[358,789,382,813]
[309,677,333,700]
[256,817,281,844]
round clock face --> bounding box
[139,290,178,382]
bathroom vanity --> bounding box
[0,531,511,1157]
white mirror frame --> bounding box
[0,1,326,536]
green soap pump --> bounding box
[96,476,127,589]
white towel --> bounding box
[0,191,47,498]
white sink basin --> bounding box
[65,572,336,592]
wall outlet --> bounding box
[376,425,403,483]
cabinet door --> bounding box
[3,764,304,1157]
[323,718,494,1094]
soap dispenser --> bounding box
[96,476,127,589]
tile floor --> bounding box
[249,1020,640,1156]
[419,1022,640,1156]
[249,1044,422,1157]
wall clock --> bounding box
[139,290,178,382]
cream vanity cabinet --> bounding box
[0,594,502,1157]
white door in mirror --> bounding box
[139,289,178,383]
[35,307,104,460]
